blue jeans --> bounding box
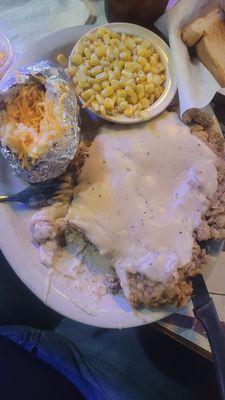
[0,319,195,400]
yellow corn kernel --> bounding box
[110,38,120,47]
[149,93,155,104]
[145,83,155,95]
[104,65,111,73]
[57,53,67,67]
[113,69,121,80]
[138,92,145,100]
[124,38,135,50]
[80,39,90,49]
[96,46,107,57]
[81,88,96,100]
[138,56,148,67]
[150,66,159,74]
[95,72,108,82]
[119,43,127,53]
[71,54,83,65]
[91,100,100,112]
[104,98,115,110]
[133,103,142,116]
[126,81,136,90]
[146,72,153,82]
[113,47,120,60]
[74,44,84,55]
[100,104,106,116]
[103,34,111,45]
[157,62,165,72]
[117,89,127,98]
[114,61,124,71]
[124,105,133,117]
[89,44,95,52]
[93,83,102,91]
[101,86,114,97]
[143,63,151,73]
[142,40,151,49]
[90,66,102,77]
[125,86,136,98]
[119,78,127,88]
[90,53,99,66]
[130,94,138,105]
[140,110,149,119]
[78,64,89,74]
[96,27,108,38]
[136,84,144,95]
[152,75,161,85]
[111,94,117,103]
[84,59,92,69]
[109,30,118,39]
[135,37,143,44]
[126,61,138,72]
[106,48,115,61]
[117,96,125,104]
[87,33,95,43]
[137,46,148,57]
[88,77,97,85]
[140,98,150,109]
[96,93,104,105]
[108,71,115,81]
[77,73,89,82]
[122,69,133,79]
[84,47,92,59]
[155,86,163,98]
[120,50,131,61]
[160,74,166,84]
[117,100,128,111]
[111,79,120,90]
[64,66,77,77]
[151,53,160,64]
[100,59,110,68]
[137,71,146,81]
[102,80,110,89]
[78,80,89,89]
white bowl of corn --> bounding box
[68,22,177,123]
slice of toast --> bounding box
[182,6,222,47]
[182,5,225,87]
[195,19,225,87]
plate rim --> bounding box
[0,25,219,329]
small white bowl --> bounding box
[69,22,177,124]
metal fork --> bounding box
[0,172,74,208]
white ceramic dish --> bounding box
[0,26,221,329]
[69,22,178,124]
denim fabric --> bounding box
[0,321,195,400]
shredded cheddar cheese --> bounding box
[0,83,66,168]
[6,84,45,130]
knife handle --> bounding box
[193,298,225,400]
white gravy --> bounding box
[67,112,218,283]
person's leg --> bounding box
[0,321,195,400]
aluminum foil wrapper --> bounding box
[0,61,80,183]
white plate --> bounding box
[0,26,220,329]
[69,22,178,124]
